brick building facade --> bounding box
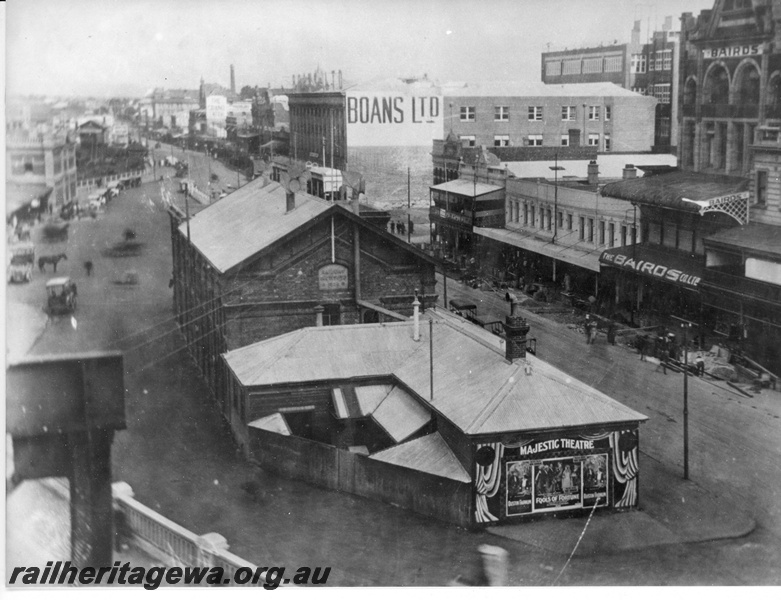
[169,177,437,402]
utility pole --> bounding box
[407,166,412,244]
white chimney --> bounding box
[413,297,421,341]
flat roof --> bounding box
[430,179,503,197]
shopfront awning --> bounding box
[599,244,704,291]
[474,227,601,272]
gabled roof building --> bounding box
[223,308,647,526]
[168,176,437,401]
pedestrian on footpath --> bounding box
[390,221,396,234]
[589,318,598,344]
[607,322,617,345]
[655,346,669,375]
[695,353,705,376]
[637,335,647,361]
[584,316,593,344]
[84,260,93,277]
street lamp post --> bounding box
[549,153,565,244]
[681,321,691,480]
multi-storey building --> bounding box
[678,0,780,176]
[140,88,199,131]
[6,129,78,214]
[444,81,657,154]
[542,18,681,153]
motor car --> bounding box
[46,277,77,314]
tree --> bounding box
[240,85,256,100]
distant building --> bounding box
[542,18,681,153]
[6,129,77,214]
[77,120,108,147]
[444,81,657,153]
[140,88,199,131]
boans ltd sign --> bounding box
[345,91,443,147]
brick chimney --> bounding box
[412,297,421,342]
[314,305,324,327]
[623,164,637,179]
[504,303,531,362]
[587,160,599,185]
[286,191,295,212]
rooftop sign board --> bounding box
[346,90,443,147]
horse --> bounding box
[38,253,68,273]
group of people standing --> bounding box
[389,220,413,236]
[584,315,619,346]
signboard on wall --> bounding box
[704,44,762,59]
[506,454,608,516]
[346,91,443,147]
[318,264,348,290]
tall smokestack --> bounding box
[338,70,342,89]
[230,65,236,94]
[631,20,641,45]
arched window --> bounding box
[767,73,781,114]
[704,65,729,104]
[684,78,697,105]
[734,63,761,105]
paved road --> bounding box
[7,183,781,585]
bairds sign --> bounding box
[705,44,762,59]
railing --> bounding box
[110,482,272,586]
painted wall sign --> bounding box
[704,44,762,59]
[600,251,702,289]
[346,91,443,147]
[318,264,349,290]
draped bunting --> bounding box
[474,442,504,523]
[610,430,639,508]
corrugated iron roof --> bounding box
[178,178,331,273]
[355,385,393,416]
[371,386,431,443]
[704,222,781,259]
[248,413,291,436]
[370,432,471,483]
[600,171,748,211]
[224,312,647,435]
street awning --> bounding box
[599,244,704,291]
[474,227,601,272]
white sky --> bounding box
[6,0,716,98]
